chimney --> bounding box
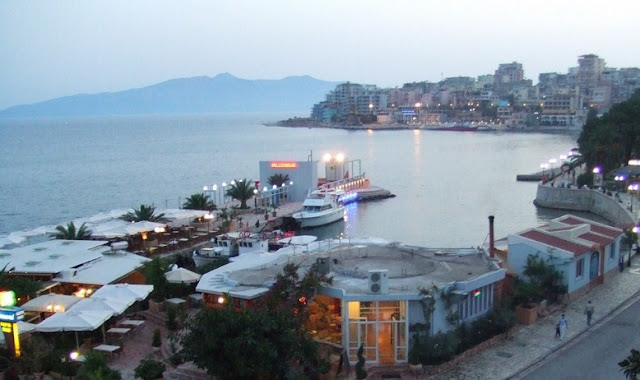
[488,215,495,258]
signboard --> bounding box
[0,307,24,323]
[270,161,298,169]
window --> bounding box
[610,240,616,259]
[576,257,584,278]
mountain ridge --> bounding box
[0,74,340,117]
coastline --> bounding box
[265,119,582,134]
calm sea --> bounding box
[0,113,590,246]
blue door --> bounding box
[589,252,599,280]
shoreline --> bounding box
[265,119,582,134]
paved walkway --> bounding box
[428,252,640,380]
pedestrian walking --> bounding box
[584,301,595,326]
[555,323,560,338]
[558,314,568,339]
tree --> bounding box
[54,222,93,240]
[76,351,122,380]
[267,173,290,187]
[183,193,216,211]
[514,254,566,305]
[180,264,331,379]
[143,257,169,301]
[0,264,41,301]
[619,349,640,379]
[225,178,254,209]
[119,204,165,222]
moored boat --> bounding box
[292,188,346,228]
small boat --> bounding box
[292,188,346,228]
[193,230,291,267]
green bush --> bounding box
[76,351,122,380]
[134,358,166,380]
[152,328,162,348]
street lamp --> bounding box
[593,167,602,189]
[253,189,258,213]
[628,183,639,212]
[549,158,557,177]
[615,175,626,192]
[204,212,214,233]
[222,182,227,205]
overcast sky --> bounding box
[1,0,638,110]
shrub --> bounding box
[355,344,367,379]
[166,305,179,331]
[152,328,162,348]
[134,358,166,380]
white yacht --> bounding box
[292,188,346,228]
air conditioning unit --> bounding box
[315,257,330,275]
[368,269,388,294]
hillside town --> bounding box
[309,54,640,131]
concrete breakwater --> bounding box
[534,184,635,228]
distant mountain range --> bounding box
[0,73,340,117]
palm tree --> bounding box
[619,349,640,379]
[54,222,93,240]
[119,204,165,222]
[267,173,290,187]
[225,178,255,209]
[183,193,216,211]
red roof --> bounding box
[519,230,591,257]
[558,216,622,238]
[578,232,613,246]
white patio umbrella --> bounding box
[21,293,82,313]
[35,309,112,348]
[92,284,154,303]
[69,296,133,317]
[125,221,166,235]
[164,267,202,284]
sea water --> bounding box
[0,113,586,246]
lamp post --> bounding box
[221,182,227,206]
[593,166,602,189]
[549,158,557,178]
[615,175,626,192]
[204,212,214,233]
[253,189,258,213]
[629,183,639,212]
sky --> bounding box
[1,0,639,110]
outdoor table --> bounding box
[107,327,131,335]
[93,344,122,358]
[119,319,145,327]
[166,297,187,305]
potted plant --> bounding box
[152,327,162,352]
[134,358,166,380]
[408,335,423,375]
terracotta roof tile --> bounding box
[558,216,622,238]
[519,230,591,257]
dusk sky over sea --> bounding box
[1,0,638,110]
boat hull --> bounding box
[293,207,345,228]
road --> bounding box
[518,293,640,380]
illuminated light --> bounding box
[473,290,482,297]
[323,153,332,162]
[0,291,16,307]
[217,296,225,304]
[270,161,298,169]
[298,296,307,305]
[335,153,345,162]
[203,186,208,191]
[339,192,359,205]
[69,351,79,360]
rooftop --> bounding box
[0,239,110,274]
[197,238,503,299]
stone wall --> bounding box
[533,184,635,228]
